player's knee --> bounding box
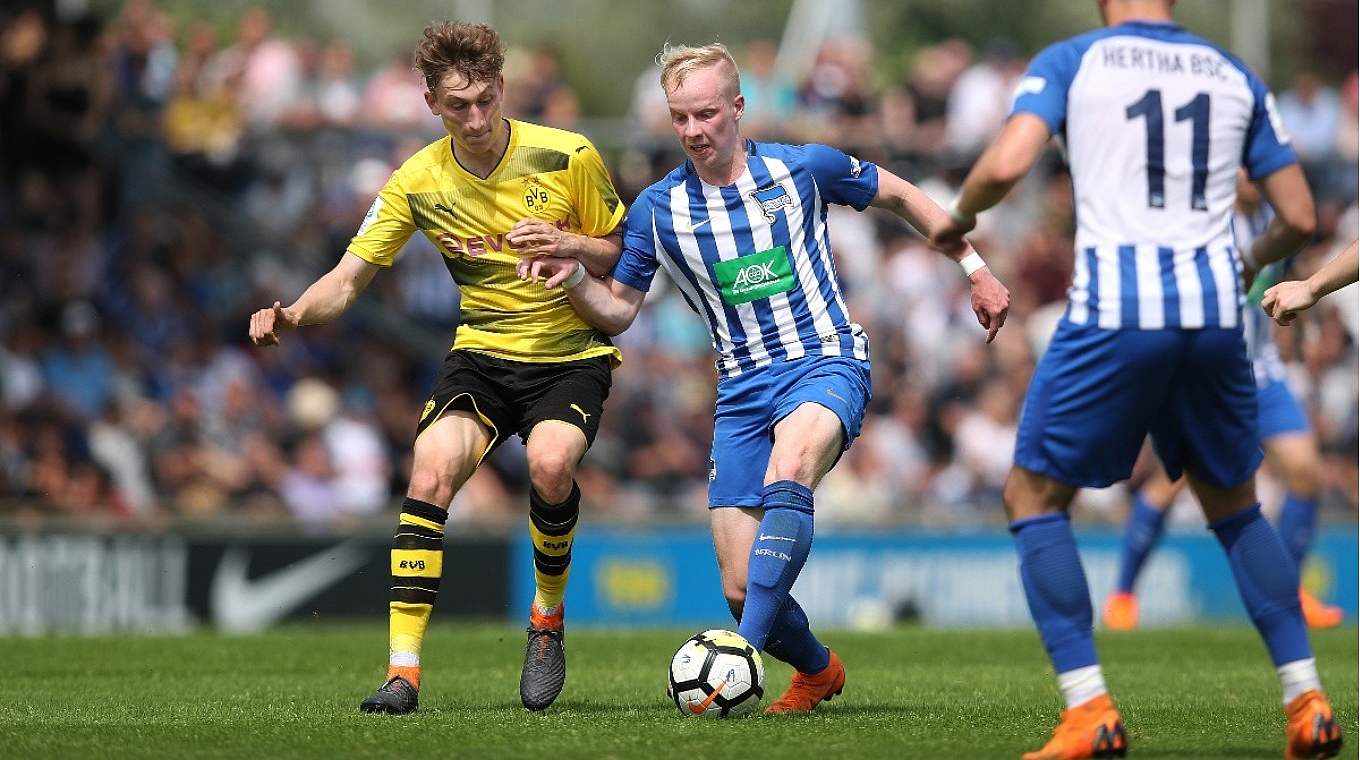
[1283,462,1320,499]
[1002,468,1071,522]
[528,451,576,504]
[725,594,744,623]
[767,448,817,485]
[406,467,454,508]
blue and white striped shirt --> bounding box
[1011,20,1297,330]
[1234,205,1290,387]
[611,141,877,377]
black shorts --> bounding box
[415,350,612,453]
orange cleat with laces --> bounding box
[1023,693,1127,760]
[1284,690,1343,759]
[764,648,845,714]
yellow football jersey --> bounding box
[347,119,625,365]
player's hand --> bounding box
[1260,280,1317,326]
[930,216,975,255]
[516,255,579,289]
[968,268,1010,344]
[249,301,299,346]
[508,218,574,257]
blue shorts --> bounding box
[1257,378,1310,439]
[1015,321,1262,489]
[709,355,871,508]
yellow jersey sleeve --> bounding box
[347,171,416,267]
[568,138,625,237]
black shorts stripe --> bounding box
[401,499,449,526]
[532,548,572,575]
[391,587,438,605]
[390,576,441,593]
[393,532,443,551]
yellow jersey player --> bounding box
[247,21,625,714]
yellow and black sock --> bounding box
[528,483,579,613]
[388,497,447,683]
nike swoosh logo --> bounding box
[689,679,728,714]
[826,389,847,403]
[210,540,369,633]
[685,217,712,234]
[758,534,795,542]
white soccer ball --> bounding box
[666,629,764,718]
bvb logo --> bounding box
[523,177,551,212]
[420,399,436,421]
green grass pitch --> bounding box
[1,624,1354,759]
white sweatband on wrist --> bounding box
[562,260,587,289]
[947,198,977,227]
[959,252,986,277]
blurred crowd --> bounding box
[1,3,1356,529]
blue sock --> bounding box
[1275,492,1318,570]
[1210,504,1312,666]
[738,480,814,652]
[763,596,831,674]
[1116,492,1169,593]
[1011,513,1099,674]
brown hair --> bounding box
[413,21,506,92]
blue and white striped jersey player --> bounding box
[932,1,1342,758]
[1104,182,1346,633]
[518,42,1010,714]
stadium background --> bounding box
[0,0,1356,634]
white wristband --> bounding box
[959,252,986,277]
[562,260,587,289]
[947,198,977,227]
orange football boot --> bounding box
[1284,690,1343,759]
[1299,589,1343,629]
[1023,693,1127,760]
[764,648,845,714]
[1102,592,1139,631]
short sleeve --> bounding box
[346,171,416,267]
[610,193,660,292]
[569,137,626,237]
[1243,77,1298,181]
[1009,40,1082,136]
[802,144,878,210]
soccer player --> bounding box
[248,22,627,715]
[1262,239,1359,325]
[519,43,1010,714]
[932,1,1343,757]
[1105,178,1343,631]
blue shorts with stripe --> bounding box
[1014,320,1261,489]
[1257,377,1310,439]
[709,355,871,508]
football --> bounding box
[666,629,765,718]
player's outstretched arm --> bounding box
[1261,240,1358,326]
[506,220,623,277]
[516,256,644,336]
[1246,165,1318,272]
[248,252,380,346]
[930,113,1052,251]
[872,169,1011,343]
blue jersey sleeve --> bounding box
[803,144,879,210]
[610,194,660,292]
[1010,39,1084,136]
[1242,75,1297,180]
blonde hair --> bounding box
[656,42,741,97]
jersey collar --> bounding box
[448,118,518,183]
